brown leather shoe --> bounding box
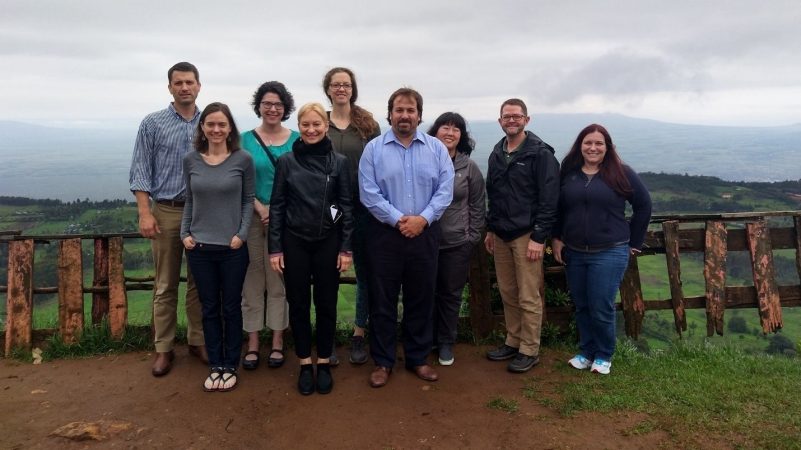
[152,351,175,377]
[409,364,438,382]
[369,366,391,388]
[188,345,209,364]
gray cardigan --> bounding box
[439,152,486,249]
[180,150,255,246]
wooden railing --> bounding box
[2,211,800,356]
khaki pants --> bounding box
[151,202,204,352]
[493,233,543,356]
[241,211,288,332]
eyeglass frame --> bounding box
[500,114,527,122]
[260,101,285,110]
[329,83,353,91]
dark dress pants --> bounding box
[434,242,474,346]
[367,218,440,369]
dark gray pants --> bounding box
[434,242,474,345]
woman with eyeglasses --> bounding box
[322,67,380,365]
[239,81,299,370]
[268,102,353,395]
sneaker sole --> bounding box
[438,358,454,366]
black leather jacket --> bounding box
[268,137,353,254]
[486,131,560,243]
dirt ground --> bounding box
[1,344,672,449]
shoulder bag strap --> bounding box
[251,130,280,167]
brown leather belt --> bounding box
[156,200,185,208]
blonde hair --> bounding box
[297,102,327,124]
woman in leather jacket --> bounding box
[268,102,353,395]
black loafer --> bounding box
[242,350,260,370]
[298,364,314,395]
[316,363,333,394]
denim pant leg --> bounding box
[352,209,370,329]
[219,246,249,369]
[187,246,224,367]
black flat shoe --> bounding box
[242,350,260,370]
[268,348,285,368]
[298,364,314,396]
[316,363,333,394]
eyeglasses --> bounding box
[329,83,353,91]
[501,114,526,122]
[260,101,284,110]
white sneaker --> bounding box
[568,354,592,370]
[591,359,612,375]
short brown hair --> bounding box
[500,98,527,116]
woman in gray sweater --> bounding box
[181,102,255,392]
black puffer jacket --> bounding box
[268,137,353,254]
[486,131,560,243]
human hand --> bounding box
[398,215,427,238]
[630,247,642,256]
[484,232,495,254]
[270,255,284,274]
[255,202,270,225]
[182,236,196,250]
[552,238,565,265]
[230,236,244,249]
[139,212,160,239]
[527,240,544,261]
[338,254,352,272]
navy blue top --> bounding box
[553,166,652,251]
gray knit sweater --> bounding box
[180,150,255,245]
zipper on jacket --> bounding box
[319,174,330,237]
[582,173,594,250]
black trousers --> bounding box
[434,242,474,345]
[367,218,440,368]
[283,231,339,360]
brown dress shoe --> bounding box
[188,345,209,364]
[369,366,391,388]
[409,364,438,382]
[152,351,175,377]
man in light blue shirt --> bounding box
[359,87,454,387]
[129,62,207,376]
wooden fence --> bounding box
[2,211,801,356]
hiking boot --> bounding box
[438,344,454,366]
[486,344,518,361]
[567,354,592,370]
[591,359,612,375]
[507,353,539,373]
[349,335,369,365]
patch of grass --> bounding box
[545,340,801,448]
[521,377,538,399]
[42,322,152,359]
[486,396,519,413]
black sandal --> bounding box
[203,367,223,392]
[218,368,238,392]
[267,348,285,368]
[242,350,260,370]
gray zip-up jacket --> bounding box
[439,152,486,249]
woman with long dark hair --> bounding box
[426,112,485,366]
[322,67,380,365]
[268,103,353,395]
[551,124,651,375]
[181,102,255,391]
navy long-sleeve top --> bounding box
[553,166,652,251]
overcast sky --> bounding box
[2,0,799,129]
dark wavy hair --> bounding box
[168,61,199,83]
[386,87,423,126]
[426,112,475,155]
[251,81,295,121]
[194,102,241,153]
[322,67,379,140]
[561,123,632,198]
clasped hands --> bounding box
[396,215,427,238]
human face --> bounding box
[299,110,329,145]
[498,105,529,138]
[435,123,461,154]
[168,71,201,107]
[581,131,607,167]
[259,92,285,125]
[390,95,420,138]
[201,111,231,146]
[327,72,353,106]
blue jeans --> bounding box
[186,243,249,369]
[564,245,629,361]
[352,208,370,329]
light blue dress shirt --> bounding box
[359,129,454,226]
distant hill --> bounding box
[1,115,799,201]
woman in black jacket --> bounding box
[552,124,651,376]
[268,102,353,395]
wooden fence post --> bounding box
[468,239,495,339]
[620,255,645,339]
[92,237,109,325]
[108,237,128,339]
[794,216,801,283]
[58,238,84,343]
[746,221,783,333]
[662,220,687,335]
[703,221,727,336]
[5,239,34,356]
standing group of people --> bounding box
[129,61,651,394]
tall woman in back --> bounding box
[322,67,380,365]
[240,81,299,370]
[551,124,651,375]
[181,102,254,391]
